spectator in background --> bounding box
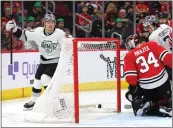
[136,1,149,15]
[154,10,160,20]
[26,16,36,29]
[104,2,118,30]
[54,1,71,16]
[1,2,12,32]
[17,16,27,28]
[86,1,102,21]
[125,4,133,21]
[107,18,130,48]
[1,29,23,50]
[124,1,132,8]
[78,4,92,28]
[91,18,102,37]
[159,1,169,13]
[77,4,92,37]
[1,29,11,50]
[76,1,86,13]
[2,2,11,21]
[64,28,72,38]
[12,1,28,24]
[158,12,172,27]
[118,8,133,34]
[56,18,64,30]
[148,2,161,15]
[27,2,45,22]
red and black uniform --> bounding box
[124,41,172,115]
[124,41,172,89]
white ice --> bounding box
[2,90,172,127]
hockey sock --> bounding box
[31,79,42,102]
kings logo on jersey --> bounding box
[41,40,58,53]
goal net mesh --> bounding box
[24,38,121,123]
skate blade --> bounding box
[23,107,33,111]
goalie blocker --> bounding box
[124,35,172,117]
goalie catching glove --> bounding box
[6,20,18,33]
[125,85,143,102]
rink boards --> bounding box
[1,50,128,100]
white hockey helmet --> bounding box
[43,13,56,22]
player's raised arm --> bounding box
[6,20,39,42]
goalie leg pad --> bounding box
[131,97,149,116]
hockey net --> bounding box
[24,38,121,123]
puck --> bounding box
[98,104,102,108]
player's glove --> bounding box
[125,91,133,102]
[125,85,143,102]
[6,20,18,33]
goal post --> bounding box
[24,38,121,123]
[73,38,121,123]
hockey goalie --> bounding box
[124,34,172,117]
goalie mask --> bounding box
[125,35,139,51]
[143,15,158,32]
[143,15,157,27]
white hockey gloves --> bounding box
[6,20,18,33]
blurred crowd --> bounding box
[1,1,172,51]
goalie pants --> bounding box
[35,63,58,80]
[143,79,172,103]
[142,79,172,116]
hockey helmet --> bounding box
[143,15,157,27]
[43,14,56,22]
[125,34,139,51]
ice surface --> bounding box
[2,90,172,127]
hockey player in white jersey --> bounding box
[143,15,172,84]
[6,14,66,110]
[143,15,172,52]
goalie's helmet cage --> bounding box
[143,15,157,27]
[24,38,121,123]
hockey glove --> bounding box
[125,85,143,102]
[6,20,18,33]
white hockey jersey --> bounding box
[149,24,172,52]
[21,27,65,64]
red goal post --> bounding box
[24,38,121,123]
[73,38,121,123]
